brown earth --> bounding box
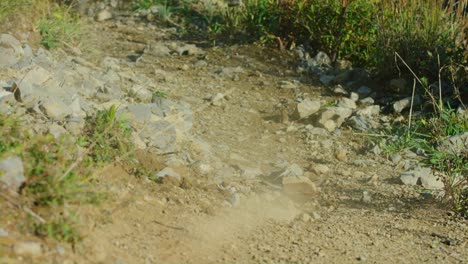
[2,13,467,264]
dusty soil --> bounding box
[3,13,468,264]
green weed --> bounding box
[37,4,82,49]
[80,105,133,165]
[152,90,168,100]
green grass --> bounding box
[381,106,467,217]
[37,4,83,49]
[0,105,135,244]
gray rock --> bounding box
[437,132,468,155]
[420,172,444,190]
[313,164,330,174]
[145,42,171,57]
[350,92,359,102]
[0,156,25,191]
[319,75,335,85]
[361,191,372,203]
[314,51,331,66]
[101,57,120,71]
[48,124,68,139]
[390,154,402,164]
[346,115,372,131]
[356,86,372,97]
[295,99,320,119]
[337,97,357,109]
[0,90,15,105]
[228,193,241,207]
[0,34,24,68]
[359,97,375,105]
[217,67,244,78]
[356,105,380,117]
[270,163,304,180]
[96,9,112,21]
[139,120,177,152]
[400,166,443,189]
[279,80,298,89]
[400,170,419,185]
[194,60,208,68]
[176,44,204,56]
[332,84,348,95]
[65,116,85,135]
[393,96,421,113]
[211,93,225,106]
[13,241,43,256]
[156,167,181,181]
[39,100,72,121]
[315,107,353,132]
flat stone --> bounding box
[96,10,113,21]
[359,97,375,105]
[437,132,468,155]
[0,34,24,68]
[420,172,444,190]
[357,105,380,117]
[393,96,421,113]
[282,176,317,197]
[337,97,357,109]
[139,120,177,152]
[48,124,67,139]
[295,99,320,119]
[332,84,348,95]
[315,107,353,132]
[314,51,331,65]
[0,156,26,191]
[13,241,42,256]
[156,167,181,181]
[39,100,72,121]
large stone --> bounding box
[13,241,43,256]
[156,167,181,181]
[337,97,357,109]
[0,34,24,68]
[145,42,171,57]
[346,115,372,131]
[0,156,25,191]
[294,99,320,119]
[420,172,444,190]
[139,120,177,152]
[314,51,331,66]
[393,96,421,113]
[437,132,468,155]
[176,44,204,56]
[39,100,72,121]
[269,164,304,183]
[96,10,112,21]
[282,176,317,198]
[315,107,353,132]
[356,105,380,117]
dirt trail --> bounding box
[61,17,468,264]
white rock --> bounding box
[316,107,353,132]
[337,97,357,109]
[0,156,25,191]
[96,10,113,21]
[295,99,321,119]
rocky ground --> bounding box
[0,4,467,264]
